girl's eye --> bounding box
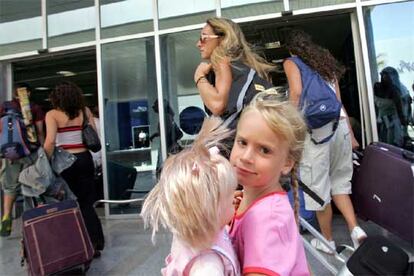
[260,147,270,154]
[237,139,247,146]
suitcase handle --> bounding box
[402,150,414,162]
[93,198,145,207]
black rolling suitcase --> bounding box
[337,235,413,275]
[352,142,414,244]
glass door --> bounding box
[101,37,159,215]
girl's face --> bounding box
[230,110,294,189]
[197,24,221,60]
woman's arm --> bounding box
[333,79,360,149]
[283,59,302,108]
[44,111,58,158]
[35,121,45,145]
[194,60,232,116]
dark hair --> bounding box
[285,29,345,81]
[16,82,32,92]
[13,83,32,98]
[49,81,85,119]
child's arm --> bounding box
[187,252,225,276]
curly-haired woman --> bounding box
[194,17,274,131]
[44,81,104,256]
[283,29,366,253]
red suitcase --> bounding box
[352,142,414,244]
[22,200,94,276]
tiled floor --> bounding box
[1,210,412,275]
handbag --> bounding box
[82,108,101,153]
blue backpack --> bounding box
[0,103,31,160]
[288,57,342,144]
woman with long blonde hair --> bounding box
[194,17,275,131]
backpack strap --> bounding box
[82,108,89,127]
[222,68,256,128]
[309,120,339,145]
[7,116,13,144]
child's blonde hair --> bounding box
[240,89,307,221]
[141,117,237,250]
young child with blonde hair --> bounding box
[229,90,310,275]
[141,118,240,276]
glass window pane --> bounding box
[100,0,153,39]
[289,0,353,10]
[101,38,159,215]
[364,1,414,150]
[222,0,283,19]
[160,31,207,146]
[47,0,95,48]
[0,0,42,56]
[158,0,215,30]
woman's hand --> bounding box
[351,134,360,150]
[194,62,212,83]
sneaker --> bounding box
[350,226,367,249]
[311,238,336,254]
[0,217,12,237]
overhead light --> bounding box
[35,87,49,91]
[83,93,94,96]
[56,70,76,77]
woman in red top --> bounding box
[44,81,104,256]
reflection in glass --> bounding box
[160,31,206,147]
[221,0,283,19]
[158,0,215,30]
[289,0,353,10]
[100,0,153,39]
[364,1,414,151]
[101,38,159,214]
[47,0,95,48]
[0,1,42,55]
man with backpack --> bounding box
[0,84,45,237]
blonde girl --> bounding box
[141,118,240,276]
[229,90,310,276]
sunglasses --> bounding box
[199,34,221,43]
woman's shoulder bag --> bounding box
[82,108,101,153]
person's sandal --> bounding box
[310,238,336,254]
[0,217,12,237]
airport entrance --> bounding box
[4,10,366,218]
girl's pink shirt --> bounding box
[229,192,310,276]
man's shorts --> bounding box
[0,155,35,196]
[300,119,353,211]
